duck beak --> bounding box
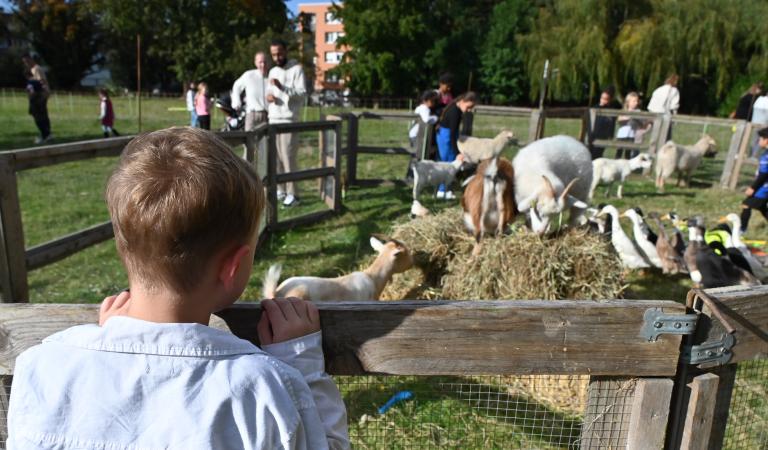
[661,213,670,221]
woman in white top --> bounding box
[648,74,680,141]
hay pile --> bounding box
[378,208,625,301]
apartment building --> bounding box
[298,2,347,91]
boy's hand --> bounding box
[99,290,131,326]
[257,298,320,345]
[746,187,755,196]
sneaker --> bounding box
[33,137,43,144]
[277,190,286,201]
[444,191,456,200]
[43,134,53,143]
[436,191,446,199]
[283,194,298,206]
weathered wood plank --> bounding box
[269,120,340,133]
[25,221,114,270]
[0,157,27,302]
[719,121,747,188]
[727,122,753,190]
[8,137,133,171]
[625,378,674,450]
[475,105,536,116]
[271,210,335,231]
[356,146,413,156]
[706,365,737,450]
[592,140,648,150]
[579,376,637,449]
[345,113,358,185]
[692,286,768,364]
[680,373,719,450]
[358,111,417,120]
[274,167,335,184]
[0,375,11,444]
[0,300,685,376]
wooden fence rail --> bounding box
[0,285,765,449]
[0,121,342,303]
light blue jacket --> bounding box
[8,316,349,449]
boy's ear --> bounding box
[218,244,251,289]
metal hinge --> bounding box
[682,334,735,366]
[640,308,698,341]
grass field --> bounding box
[1,91,765,448]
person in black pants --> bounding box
[588,87,620,160]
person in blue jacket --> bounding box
[435,91,476,199]
[741,127,768,233]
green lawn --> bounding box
[2,92,766,448]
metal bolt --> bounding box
[674,322,682,329]
[654,322,663,329]
[706,350,714,357]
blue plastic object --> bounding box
[377,390,414,414]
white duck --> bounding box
[722,213,768,281]
[622,208,662,268]
[598,205,650,269]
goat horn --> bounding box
[559,178,580,202]
[541,175,556,198]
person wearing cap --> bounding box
[740,126,768,233]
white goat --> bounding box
[457,130,515,163]
[262,237,413,301]
[590,153,653,199]
[513,135,592,234]
[655,135,717,191]
[411,156,464,200]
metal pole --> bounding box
[137,34,142,133]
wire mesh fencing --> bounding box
[335,374,637,449]
[722,359,768,450]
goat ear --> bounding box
[559,178,580,203]
[370,236,385,253]
[541,175,556,199]
[567,196,588,209]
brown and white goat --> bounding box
[262,237,413,301]
[461,157,516,242]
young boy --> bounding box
[741,127,768,233]
[8,127,349,449]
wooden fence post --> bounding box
[461,111,474,136]
[680,373,720,450]
[647,114,664,155]
[266,128,279,229]
[706,365,737,450]
[0,156,28,303]
[579,376,637,449]
[625,378,674,450]
[345,113,359,186]
[528,109,542,144]
[727,122,753,190]
[320,121,342,212]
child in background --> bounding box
[408,90,439,148]
[98,89,120,138]
[435,91,476,199]
[740,127,768,233]
[7,127,350,449]
[195,82,212,130]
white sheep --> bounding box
[655,135,717,191]
[457,130,515,163]
[262,237,413,301]
[411,155,464,200]
[513,135,592,233]
[589,153,653,199]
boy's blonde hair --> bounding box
[106,127,264,293]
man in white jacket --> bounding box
[232,52,269,130]
[267,39,307,206]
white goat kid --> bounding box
[590,153,653,199]
[457,129,515,163]
[513,135,592,234]
[262,237,413,301]
[411,156,464,200]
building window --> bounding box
[324,52,344,63]
[325,31,343,44]
[325,11,341,24]
[325,72,340,83]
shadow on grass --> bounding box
[338,375,582,448]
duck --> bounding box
[632,207,658,245]
[663,212,687,256]
[622,208,662,268]
[585,205,610,239]
[720,213,768,281]
[649,212,687,274]
[598,205,650,269]
[684,219,760,288]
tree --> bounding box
[479,0,534,104]
[11,0,101,89]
